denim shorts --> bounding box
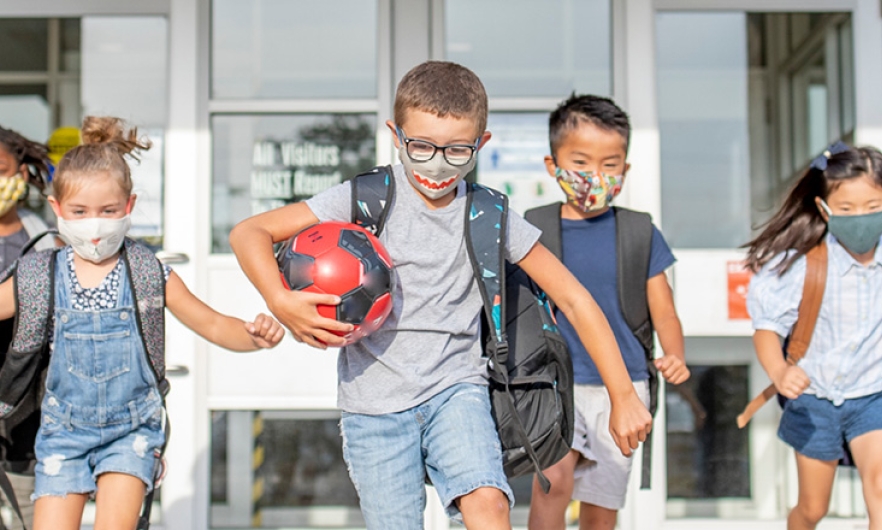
[32,396,165,500]
[340,382,514,528]
[778,390,882,461]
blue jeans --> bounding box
[340,383,513,529]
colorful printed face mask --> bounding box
[554,168,623,212]
[0,174,27,217]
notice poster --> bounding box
[250,141,343,216]
[726,260,753,320]
[476,113,551,216]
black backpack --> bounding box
[525,202,657,489]
[351,166,574,493]
[0,233,168,530]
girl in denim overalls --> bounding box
[745,144,882,530]
[0,116,285,530]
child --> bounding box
[0,126,58,530]
[526,94,689,530]
[745,144,882,530]
[0,116,285,530]
[229,61,652,529]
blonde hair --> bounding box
[53,116,151,201]
[393,61,488,135]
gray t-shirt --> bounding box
[306,164,541,414]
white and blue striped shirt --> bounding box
[747,233,882,405]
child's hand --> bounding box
[244,313,285,349]
[608,391,653,457]
[267,289,354,349]
[773,365,810,400]
[654,354,690,385]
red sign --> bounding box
[727,261,753,320]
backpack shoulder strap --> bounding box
[525,203,563,260]
[351,165,395,237]
[464,183,508,350]
[786,241,827,363]
[613,207,654,354]
[737,241,828,428]
[122,238,169,397]
[11,249,57,354]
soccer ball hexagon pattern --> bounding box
[277,221,394,346]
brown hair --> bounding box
[744,145,882,273]
[54,116,151,201]
[0,125,51,192]
[393,61,488,135]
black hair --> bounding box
[0,125,50,192]
[548,93,631,156]
[744,145,882,273]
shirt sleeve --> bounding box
[746,252,805,337]
[506,209,542,264]
[304,179,353,223]
[648,225,676,278]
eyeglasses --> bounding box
[396,127,479,167]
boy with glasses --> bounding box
[229,62,652,529]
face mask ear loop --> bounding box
[818,198,833,217]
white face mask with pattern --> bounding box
[57,215,131,263]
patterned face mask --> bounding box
[0,174,27,217]
[554,167,623,212]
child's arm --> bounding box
[517,243,652,456]
[165,271,285,351]
[229,202,353,349]
[754,329,810,399]
[646,272,690,385]
[0,278,13,321]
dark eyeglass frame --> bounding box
[396,127,480,167]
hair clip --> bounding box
[809,141,850,171]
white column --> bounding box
[617,0,665,527]
[853,0,882,148]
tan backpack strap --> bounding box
[737,241,828,428]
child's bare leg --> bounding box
[93,472,146,530]
[458,486,511,530]
[33,493,88,530]
[579,503,617,530]
[528,450,579,530]
[788,452,836,530]
[848,430,882,529]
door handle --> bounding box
[155,251,190,265]
[166,365,190,376]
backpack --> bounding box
[524,202,657,489]
[0,235,169,530]
[736,242,854,466]
[351,166,574,493]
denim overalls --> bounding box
[32,251,164,499]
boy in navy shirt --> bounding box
[527,94,689,529]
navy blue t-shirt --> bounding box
[555,209,676,384]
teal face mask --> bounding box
[819,199,882,255]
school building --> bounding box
[0,0,880,529]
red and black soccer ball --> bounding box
[276,221,394,346]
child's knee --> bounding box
[794,499,829,523]
[458,486,509,517]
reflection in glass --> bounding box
[445,0,611,97]
[210,411,363,529]
[657,12,751,249]
[211,0,377,99]
[0,19,48,71]
[211,114,376,253]
[666,365,750,499]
